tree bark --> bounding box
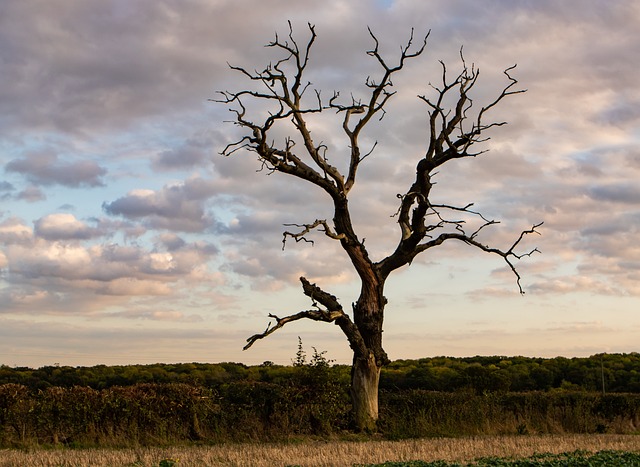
[349,275,389,431]
[351,351,381,432]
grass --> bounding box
[0,434,639,466]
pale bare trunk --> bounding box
[351,351,381,432]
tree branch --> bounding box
[300,276,342,310]
[243,309,346,351]
[379,52,533,282]
[413,222,543,293]
[282,219,346,249]
[244,277,368,357]
[214,23,346,197]
[331,29,429,194]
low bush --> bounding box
[378,390,640,439]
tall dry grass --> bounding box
[1,434,639,467]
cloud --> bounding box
[588,183,640,204]
[596,98,640,128]
[34,213,103,241]
[0,217,33,244]
[97,278,173,297]
[0,181,14,191]
[0,182,45,202]
[154,233,187,251]
[5,152,106,187]
[152,131,220,171]
[0,231,221,317]
[103,176,218,232]
[109,309,204,322]
[528,276,623,296]
[16,186,46,202]
[0,183,13,202]
[155,145,208,171]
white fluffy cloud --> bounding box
[34,213,102,240]
[0,217,33,244]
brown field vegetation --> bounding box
[1,434,639,466]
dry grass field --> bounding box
[1,434,639,467]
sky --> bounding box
[1,0,639,368]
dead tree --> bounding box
[216,23,541,432]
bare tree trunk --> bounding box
[351,351,381,432]
[350,280,388,431]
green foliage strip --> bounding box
[359,450,640,466]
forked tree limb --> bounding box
[336,28,429,194]
[244,276,368,355]
[243,309,346,350]
[218,23,430,199]
[416,222,543,293]
[379,52,532,281]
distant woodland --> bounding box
[2,352,640,393]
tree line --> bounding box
[2,348,640,447]
[2,352,639,394]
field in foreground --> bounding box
[1,434,639,467]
